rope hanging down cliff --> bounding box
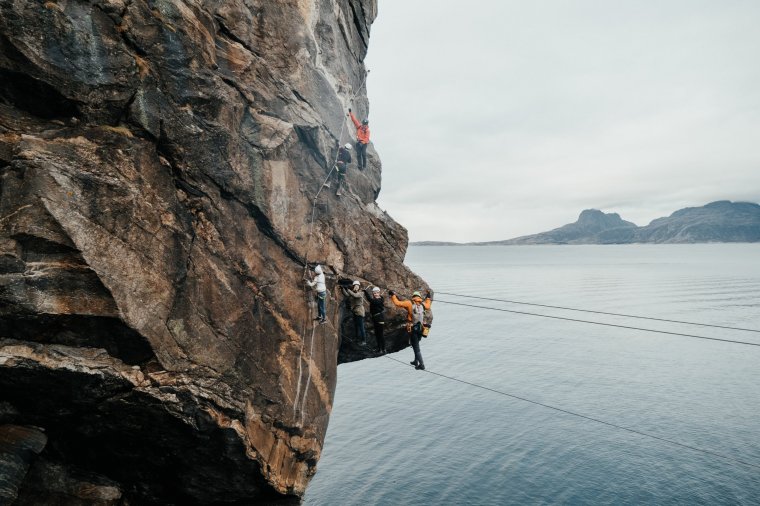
[293,71,370,423]
[303,69,370,274]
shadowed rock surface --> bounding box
[0,425,47,504]
[0,0,426,503]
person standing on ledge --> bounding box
[348,108,370,170]
[341,280,367,344]
[390,290,432,370]
[364,286,386,354]
[306,265,327,324]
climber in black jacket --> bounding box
[364,286,386,354]
[324,143,352,196]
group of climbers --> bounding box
[304,91,434,368]
[324,109,370,197]
[306,265,432,370]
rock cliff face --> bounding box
[0,1,426,503]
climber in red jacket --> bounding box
[348,109,369,170]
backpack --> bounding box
[422,306,433,337]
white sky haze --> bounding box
[363,0,760,242]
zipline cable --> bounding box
[434,299,760,348]
[437,291,760,334]
[383,354,760,471]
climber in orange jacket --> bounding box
[389,290,432,370]
[348,109,370,170]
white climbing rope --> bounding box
[302,69,370,275]
[293,69,370,423]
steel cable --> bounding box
[384,355,760,471]
[434,299,760,348]
[436,291,760,334]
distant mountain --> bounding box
[411,201,760,245]
[635,201,760,243]
[410,241,465,246]
[481,209,638,245]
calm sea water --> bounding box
[304,245,760,505]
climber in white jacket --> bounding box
[306,265,327,323]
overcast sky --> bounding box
[362,0,760,242]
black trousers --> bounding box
[335,162,346,189]
[371,317,385,351]
[410,330,423,366]
[353,313,366,342]
[355,142,368,169]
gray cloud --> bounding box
[363,0,760,242]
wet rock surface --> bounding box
[0,0,426,503]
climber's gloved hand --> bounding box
[388,290,395,297]
[348,108,352,112]
[425,291,432,299]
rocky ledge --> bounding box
[0,0,426,503]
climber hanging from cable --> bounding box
[364,286,386,354]
[348,108,370,170]
[389,290,432,370]
[341,280,367,344]
[323,142,352,197]
[306,264,328,324]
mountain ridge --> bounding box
[411,201,760,245]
